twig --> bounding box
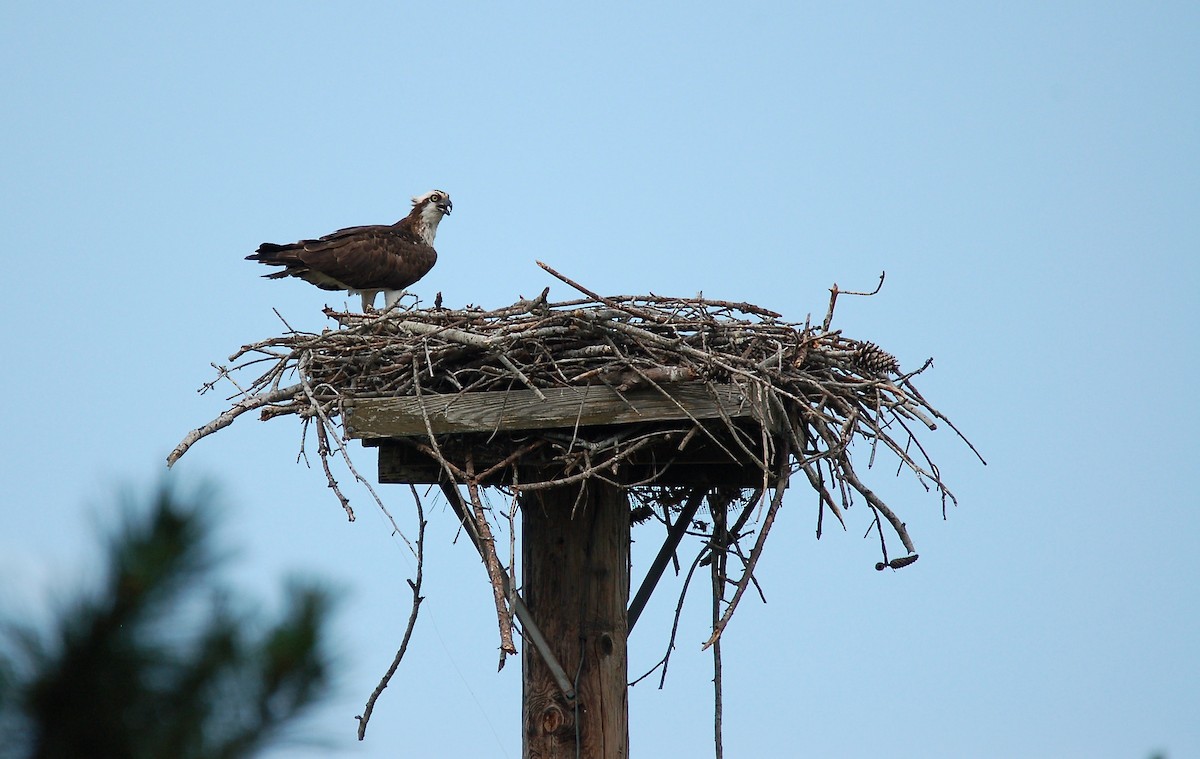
[823,272,886,331]
[166,383,301,466]
[630,542,708,690]
[357,485,425,740]
[465,455,519,666]
[701,447,790,651]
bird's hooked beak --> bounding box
[438,198,453,216]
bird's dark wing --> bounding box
[249,225,437,291]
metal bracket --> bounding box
[438,482,577,702]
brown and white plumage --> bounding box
[247,190,452,311]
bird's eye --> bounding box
[429,193,441,202]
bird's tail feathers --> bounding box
[246,242,298,264]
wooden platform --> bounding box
[342,383,784,487]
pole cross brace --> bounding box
[627,487,707,632]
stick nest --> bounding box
[168,264,986,711]
[169,267,979,575]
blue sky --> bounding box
[1,2,1197,757]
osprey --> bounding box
[246,189,452,311]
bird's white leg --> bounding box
[361,291,377,312]
[383,289,406,310]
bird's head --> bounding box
[413,189,452,216]
[410,189,452,244]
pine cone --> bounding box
[855,342,900,376]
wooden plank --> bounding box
[344,383,766,439]
[374,428,778,487]
[377,450,767,488]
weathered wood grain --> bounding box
[344,383,769,439]
[522,483,629,758]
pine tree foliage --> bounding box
[0,485,334,759]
